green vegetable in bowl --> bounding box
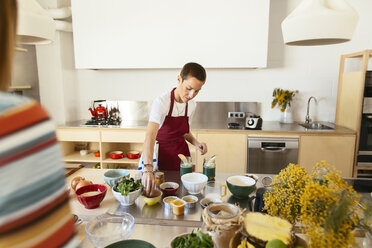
[172,230,213,248]
[114,177,143,196]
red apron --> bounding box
[156,88,190,171]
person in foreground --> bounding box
[141,62,208,196]
[0,1,77,247]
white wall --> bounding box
[32,0,372,125]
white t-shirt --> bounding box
[149,89,197,129]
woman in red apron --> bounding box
[141,63,208,196]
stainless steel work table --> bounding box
[67,169,371,247]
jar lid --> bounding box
[155,172,164,178]
[206,203,239,220]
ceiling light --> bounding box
[281,0,359,46]
[17,0,56,45]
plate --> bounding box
[105,239,155,248]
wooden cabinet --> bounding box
[195,133,247,174]
[299,135,356,177]
[335,50,372,177]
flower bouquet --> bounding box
[271,88,298,112]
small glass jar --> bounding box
[203,157,216,181]
[155,172,164,187]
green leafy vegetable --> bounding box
[172,230,213,248]
[114,177,142,196]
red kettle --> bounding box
[89,100,108,119]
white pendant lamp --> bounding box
[17,0,56,45]
[281,0,359,46]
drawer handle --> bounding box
[260,147,286,152]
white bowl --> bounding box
[112,187,142,206]
[181,173,208,194]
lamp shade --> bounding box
[17,0,56,45]
[281,0,359,46]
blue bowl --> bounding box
[104,169,130,187]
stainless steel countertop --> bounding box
[61,120,355,134]
[72,170,371,248]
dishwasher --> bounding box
[247,137,299,174]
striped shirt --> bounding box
[0,92,77,247]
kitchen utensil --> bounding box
[104,169,130,187]
[226,175,256,199]
[105,240,156,248]
[112,187,142,206]
[204,181,227,199]
[109,151,124,159]
[126,151,140,159]
[245,114,262,129]
[181,173,208,195]
[182,195,198,208]
[159,182,179,195]
[89,100,108,119]
[75,184,107,209]
[142,189,162,206]
[85,213,135,248]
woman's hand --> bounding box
[196,142,208,155]
[142,167,156,197]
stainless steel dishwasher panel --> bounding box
[247,137,299,174]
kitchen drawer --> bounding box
[56,129,100,142]
[101,130,145,143]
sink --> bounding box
[298,122,333,130]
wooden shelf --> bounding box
[355,166,372,171]
[102,157,140,164]
[63,152,100,163]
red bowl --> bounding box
[109,151,124,159]
[75,184,107,209]
[159,182,179,195]
[94,151,100,157]
[126,151,140,159]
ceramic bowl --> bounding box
[126,151,140,159]
[142,189,163,206]
[159,182,179,195]
[181,172,208,195]
[182,195,198,208]
[104,169,130,187]
[105,239,156,248]
[112,187,142,206]
[75,184,107,209]
[226,175,256,199]
[85,213,135,248]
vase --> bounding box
[280,106,293,124]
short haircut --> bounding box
[180,62,206,83]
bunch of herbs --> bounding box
[172,230,213,248]
[114,177,142,196]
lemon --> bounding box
[265,239,287,248]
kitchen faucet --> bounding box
[305,96,317,124]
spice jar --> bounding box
[171,199,185,216]
[155,172,164,187]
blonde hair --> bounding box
[0,0,17,91]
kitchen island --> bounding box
[67,169,371,247]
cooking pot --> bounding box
[109,151,124,159]
[89,100,108,119]
[126,151,140,159]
